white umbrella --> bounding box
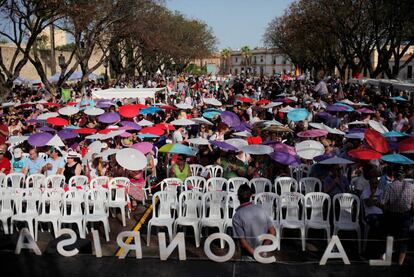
[279,106,294,113]
[85,134,104,140]
[203,98,222,106]
[188,137,210,145]
[37,112,59,120]
[225,138,248,149]
[6,136,28,145]
[319,156,354,165]
[348,120,368,125]
[309,122,325,130]
[263,120,283,126]
[324,126,346,135]
[84,107,105,116]
[192,117,214,126]
[233,131,251,137]
[288,96,298,102]
[83,141,103,161]
[115,148,147,170]
[46,134,65,147]
[136,119,154,127]
[263,102,283,109]
[170,118,196,126]
[369,120,389,134]
[58,106,79,116]
[295,140,325,160]
[240,144,274,155]
[175,103,193,110]
[97,148,119,159]
[100,130,125,140]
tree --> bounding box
[220,48,231,74]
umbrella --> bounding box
[220,111,241,128]
[279,106,294,113]
[119,104,140,118]
[159,105,177,110]
[348,148,382,160]
[390,96,407,102]
[192,117,213,126]
[237,97,253,103]
[233,131,251,137]
[130,142,153,155]
[208,140,238,151]
[262,120,283,127]
[5,136,28,145]
[37,112,59,121]
[365,129,389,153]
[120,121,142,131]
[319,156,354,165]
[383,131,407,138]
[154,123,175,131]
[46,134,65,147]
[327,104,349,112]
[339,99,356,106]
[88,141,102,154]
[140,126,164,136]
[256,99,270,105]
[269,143,296,155]
[334,102,355,111]
[140,106,162,115]
[58,106,79,116]
[66,125,80,130]
[381,154,414,165]
[313,153,335,162]
[96,101,115,109]
[287,108,309,122]
[269,151,300,166]
[136,119,154,127]
[175,103,193,110]
[84,107,105,116]
[46,117,69,127]
[264,125,292,133]
[295,140,325,160]
[76,99,95,110]
[357,108,375,114]
[203,111,220,119]
[98,112,120,124]
[96,148,119,160]
[159,143,196,156]
[398,138,414,153]
[38,126,57,133]
[115,148,147,171]
[297,129,328,138]
[225,138,248,149]
[203,98,222,106]
[188,137,210,146]
[315,112,332,120]
[170,118,196,126]
[43,102,61,108]
[345,132,365,140]
[138,134,159,139]
[74,128,97,135]
[232,122,251,132]
[368,120,389,134]
[120,132,132,138]
[240,144,273,155]
[100,130,125,140]
[348,120,369,125]
[58,129,78,140]
[263,102,283,109]
[28,132,53,147]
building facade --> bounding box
[221,48,295,76]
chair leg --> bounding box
[52,221,59,238]
[34,220,39,241]
[78,221,85,239]
[120,207,126,227]
[326,227,331,242]
[103,220,110,242]
[218,225,225,249]
[300,227,305,251]
[147,222,152,246]
[2,220,9,235]
[173,222,178,236]
[356,228,361,254]
[194,224,200,248]
[27,220,35,240]
[167,225,173,243]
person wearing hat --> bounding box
[10,148,27,173]
[42,147,65,176]
[63,151,83,182]
[0,148,11,174]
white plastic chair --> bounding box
[147,191,176,246]
[38,152,48,161]
[333,193,361,253]
[34,190,61,241]
[108,177,130,226]
[205,177,227,192]
[0,173,6,187]
[68,175,89,190]
[6,173,25,188]
[160,178,184,192]
[275,177,298,195]
[279,192,306,251]
[249,178,271,194]
[299,177,322,195]
[45,174,66,189]
[254,192,281,247]
[201,191,227,248]
[290,164,309,181]
[227,177,249,193]
[190,164,205,177]
[84,189,110,242]
[173,190,203,247]
[304,192,331,242]
[184,176,206,192]
[204,165,223,178]
[11,189,39,239]
[0,188,13,234]
[223,193,240,234]
[90,176,110,190]
[25,174,46,189]
[59,190,85,238]
[22,153,30,160]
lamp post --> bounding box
[58,53,65,70]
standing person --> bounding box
[0,149,11,174]
[22,148,46,176]
[380,168,414,265]
[232,185,277,260]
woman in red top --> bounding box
[0,150,11,174]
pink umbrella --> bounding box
[357,108,375,114]
[271,143,296,155]
[131,142,153,155]
[297,129,328,138]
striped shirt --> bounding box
[381,180,414,213]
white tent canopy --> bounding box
[92,87,166,103]
[48,71,101,83]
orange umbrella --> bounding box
[46,117,69,126]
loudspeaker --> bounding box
[45,235,92,255]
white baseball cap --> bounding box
[13,148,22,158]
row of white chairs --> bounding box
[148,190,362,252]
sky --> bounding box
[165,0,294,50]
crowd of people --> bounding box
[0,73,413,264]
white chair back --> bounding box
[275,177,298,195]
[249,177,271,194]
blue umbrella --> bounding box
[383,131,407,138]
[381,154,414,165]
[390,96,407,102]
[138,134,159,139]
[287,108,309,122]
[159,143,196,156]
[203,111,220,119]
[76,99,95,110]
[140,106,162,115]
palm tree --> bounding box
[220,48,231,74]
[240,45,251,74]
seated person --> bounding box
[10,148,27,173]
[42,147,65,177]
[170,154,190,182]
[22,148,46,175]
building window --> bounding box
[282,58,287,65]
[273,57,276,65]
[253,56,257,64]
[235,57,238,63]
[408,65,413,79]
[235,68,238,75]
[260,56,263,62]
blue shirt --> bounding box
[11,157,27,173]
[45,157,65,176]
[24,157,46,175]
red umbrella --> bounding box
[17,103,33,109]
[119,104,140,118]
[66,102,77,106]
[46,117,69,126]
[348,148,382,160]
[256,99,270,105]
[365,129,389,153]
[134,103,148,109]
[237,97,253,103]
[74,128,97,135]
[98,128,116,134]
[155,123,175,131]
[140,126,164,136]
[160,105,178,110]
[43,102,61,108]
[398,138,414,153]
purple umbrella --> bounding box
[209,140,239,151]
[327,105,348,112]
[58,129,78,140]
[26,119,40,124]
[98,112,120,124]
[28,132,53,147]
[271,143,296,155]
[131,142,153,155]
[315,112,332,120]
[348,128,366,133]
[232,122,251,132]
[120,120,142,131]
[38,126,56,133]
[269,151,300,166]
[220,111,241,128]
[313,153,334,162]
[96,100,114,109]
[297,129,328,138]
